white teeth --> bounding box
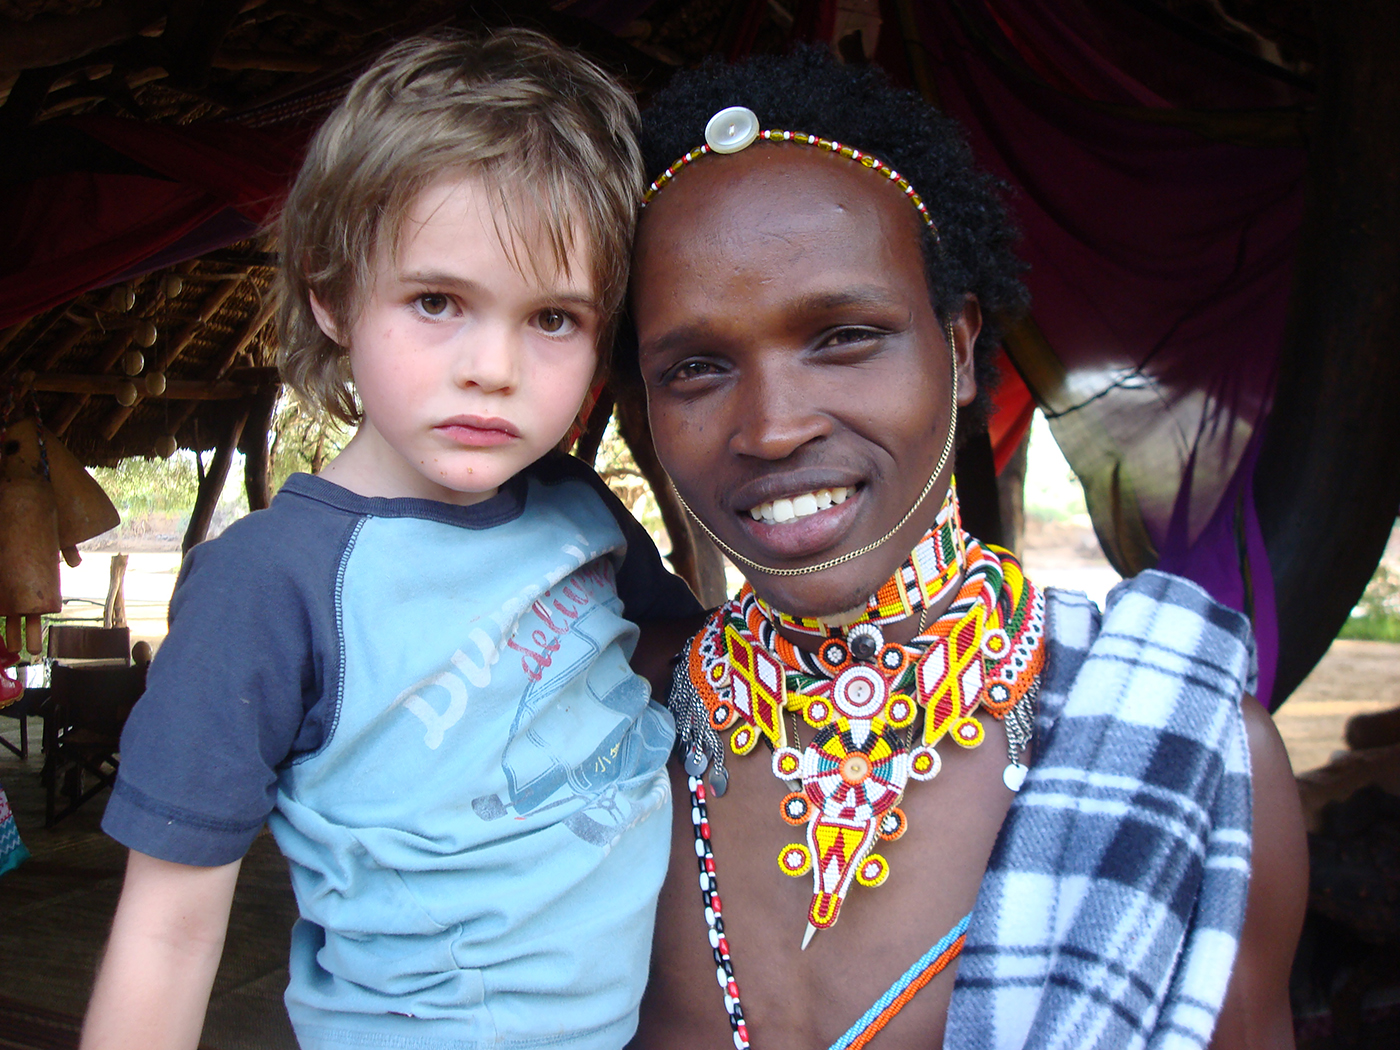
[747,487,855,525]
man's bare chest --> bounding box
[634,724,1016,1050]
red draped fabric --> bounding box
[0,117,305,329]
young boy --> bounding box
[82,31,700,1050]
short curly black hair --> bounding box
[627,47,1028,434]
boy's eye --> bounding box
[417,293,450,316]
[536,308,574,335]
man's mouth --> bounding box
[746,487,853,524]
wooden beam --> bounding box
[50,278,173,436]
[166,298,276,437]
[101,279,243,440]
[25,372,266,400]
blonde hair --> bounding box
[274,29,643,423]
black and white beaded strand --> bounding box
[691,775,751,1049]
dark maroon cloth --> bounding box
[0,116,304,329]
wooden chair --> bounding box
[0,683,45,760]
[46,625,131,662]
[43,663,146,827]
[2,625,131,762]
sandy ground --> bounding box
[1019,517,1400,776]
[37,518,1400,778]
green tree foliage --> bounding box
[1340,559,1400,642]
[90,456,199,518]
[269,394,351,492]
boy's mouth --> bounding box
[437,415,520,446]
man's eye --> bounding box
[417,294,450,316]
[668,360,720,382]
[537,308,574,334]
[824,326,881,347]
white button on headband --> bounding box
[705,106,760,154]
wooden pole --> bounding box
[997,432,1030,560]
[103,553,128,629]
[182,403,249,554]
[240,385,277,512]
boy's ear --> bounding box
[308,292,343,345]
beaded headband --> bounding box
[643,106,939,239]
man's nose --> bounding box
[727,368,831,461]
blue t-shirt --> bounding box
[104,452,700,1050]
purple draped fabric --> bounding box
[903,0,1306,704]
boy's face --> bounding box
[314,173,600,505]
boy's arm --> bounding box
[1209,696,1309,1050]
[81,850,242,1050]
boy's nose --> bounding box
[453,326,519,393]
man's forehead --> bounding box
[640,143,925,248]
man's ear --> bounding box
[308,292,342,345]
[952,297,983,408]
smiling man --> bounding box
[624,50,1307,1050]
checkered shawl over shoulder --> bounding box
[945,570,1255,1050]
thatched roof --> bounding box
[0,0,685,466]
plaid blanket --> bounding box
[946,570,1255,1050]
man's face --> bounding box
[313,172,600,505]
[633,145,977,616]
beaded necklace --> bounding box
[671,498,1044,1046]
[674,524,1044,927]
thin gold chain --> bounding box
[672,321,961,578]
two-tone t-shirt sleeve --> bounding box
[102,522,335,866]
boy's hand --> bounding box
[632,614,710,700]
[81,849,242,1050]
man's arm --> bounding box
[1210,697,1309,1050]
[632,613,710,698]
[81,849,242,1050]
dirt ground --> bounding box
[1021,516,1400,775]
